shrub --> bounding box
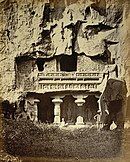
[3,119,123,159]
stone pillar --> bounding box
[52,96,63,125]
[73,95,88,125]
[95,94,103,129]
[33,99,40,122]
[95,94,102,113]
[94,113,102,130]
[97,98,102,113]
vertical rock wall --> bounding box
[0,0,48,100]
[0,0,129,104]
[119,0,130,120]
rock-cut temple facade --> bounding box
[0,0,130,129]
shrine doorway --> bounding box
[83,95,99,124]
[37,93,54,123]
[61,95,77,124]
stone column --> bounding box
[97,98,102,113]
[95,94,103,129]
[33,99,40,122]
[95,94,102,113]
[73,95,88,125]
[52,96,63,125]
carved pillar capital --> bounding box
[52,98,63,104]
[73,95,88,106]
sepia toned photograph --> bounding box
[0,0,130,161]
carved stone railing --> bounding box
[38,72,103,80]
[37,72,104,92]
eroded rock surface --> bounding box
[0,0,129,116]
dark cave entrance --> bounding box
[59,54,77,72]
[37,93,54,123]
[26,93,54,123]
[60,95,99,124]
[26,93,99,124]
[83,95,99,124]
[61,95,77,124]
[36,58,45,71]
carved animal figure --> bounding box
[100,79,127,130]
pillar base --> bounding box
[76,116,84,125]
[54,116,61,125]
[76,122,84,125]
